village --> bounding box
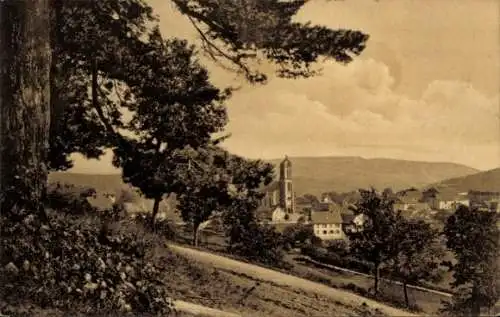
[253,157,500,241]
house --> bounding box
[394,189,430,211]
[310,203,355,240]
[394,202,430,212]
[469,191,500,210]
[257,156,299,223]
[475,198,500,213]
[436,192,470,210]
[311,210,345,240]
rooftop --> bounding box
[311,211,342,224]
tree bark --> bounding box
[151,196,161,228]
[0,0,52,215]
[49,0,63,166]
[403,282,409,308]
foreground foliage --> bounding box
[0,208,174,316]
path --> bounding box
[168,243,419,317]
[174,300,241,317]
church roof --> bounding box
[279,156,292,170]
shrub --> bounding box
[325,239,349,256]
[0,209,173,316]
[301,245,374,274]
[282,223,314,249]
[133,213,177,240]
[227,222,285,267]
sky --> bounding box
[69,0,500,173]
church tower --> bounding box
[279,156,295,214]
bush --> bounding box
[325,239,349,256]
[133,213,177,240]
[301,245,374,274]
[0,209,173,316]
[227,222,285,267]
[282,224,314,249]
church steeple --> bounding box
[279,155,292,180]
[279,155,295,214]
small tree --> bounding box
[392,218,445,308]
[176,147,274,247]
[345,188,400,295]
[175,147,231,246]
[442,205,500,317]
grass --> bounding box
[288,256,451,315]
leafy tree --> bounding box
[48,0,158,171]
[110,32,229,225]
[345,188,401,295]
[391,218,445,308]
[442,205,500,317]
[0,0,52,216]
[2,0,369,225]
[230,221,286,266]
[171,0,369,83]
[46,0,369,171]
[175,147,232,246]
[221,155,277,257]
[173,146,274,246]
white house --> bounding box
[311,211,345,240]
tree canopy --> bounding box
[442,205,499,317]
[46,0,369,171]
[346,188,401,295]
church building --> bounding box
[257,156,301,223]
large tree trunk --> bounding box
[48,0,63,170]
[0,0,52,215]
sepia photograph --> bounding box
[0,0,499,316]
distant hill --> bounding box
[50,156,480,199]
[428,168,500,194]
[267,156,479,196]
[48,172,124,194]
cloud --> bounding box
[223,58,500,170]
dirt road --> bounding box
[174,300,241,317]
[168,244,418,317]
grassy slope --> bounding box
[427,167,500,193]
[268,156,478,196]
